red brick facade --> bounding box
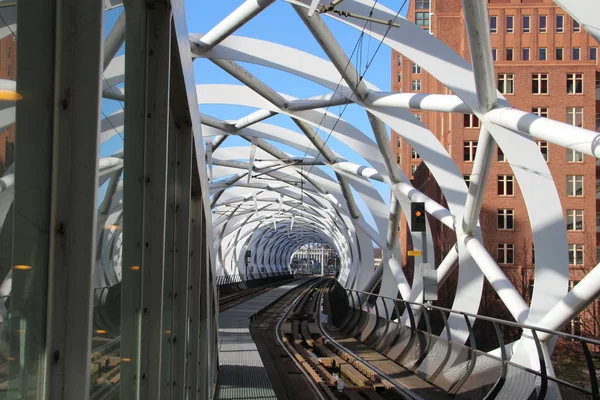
[392,0,600,330]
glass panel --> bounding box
[90,8,126,397]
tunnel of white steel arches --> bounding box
[0,0,599,399]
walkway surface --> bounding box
[216,280,307,400]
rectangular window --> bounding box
[556,15,564,33]
[412,62,421,74]
[566,175,584,197]
[490,16,498,34]
[411,164,418,175]
[464,175,471,187]
[566,209,584,231]
[416,12,430,28]
[498,73,514,94]
[397,153,401,164]
[415,113,421,121]
[397,138,401,148]
[415,0,430,10]
[567,149,584,162]
[539,15,547,33]
[498,209,515,230]
[597,212,600,232]
[568,244,584,265]
[397,72,402,83]
[498,243,514,264]
[566,106,583,127]
[463,114,480,128]
[556,47,564,60]
[539,48,547,61]
[411,148,420,159]
[532,73,549,94]
[464,141,478,162]
[573,20,581,32]
[537,141,549,161]
[597,112,600,132]
[412,80,421,91]
[506,16,514,33]
[523,48,530,61]
[590,47,597,62]
[567,73,584,94]
[523,15,531,33]
[532,107,549,117]
[492,48,497,61]
[573,47,581,61]
[506,48,514,61]
[497,147,506,162]
[397,54,402,66]
[498,175,514,196]
[7,47,10,59]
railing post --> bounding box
[484,322,508,399]
[449,314,478,395]
[581,340,600,400]
[530,329,548,400]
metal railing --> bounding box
[327,286,600,400]
[216,271,294,297]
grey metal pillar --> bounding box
[121,1,173,399]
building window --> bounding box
[506,48,514,61]
[411,148,420,159]
[397,153,401,164]
[532,107,548,117]
[568,244,584,265]
[492,48,497,61]
[590,47,597,62]
[7,65,10,77]
[523,15,530,33]
[397,55,402,66]
[415,114,421,121]
[566,209,584,231]
[573,47,581,61]
[573,20,581,33]
[415,0,429,10]
[397,72,402,83]
[539,15,547,33]
[490,16,497,34]
[596,113,600,132]
[497,147,506,162]
[522,48,530,61]
[556,48,564,60]
[498,243,514,264]
[463,114,480,128]
[539,48,547,61]
[397,138,401,148]
[498,73,514,94]
[412,80,421,91]
[597,212,600,232]
[567,149,584,162]
[7,47,11,59]
[498,175,514,196]
[464,141,478,162]
[506,16,514,33]
[416,12,430,29]
[532,73,549,94]
[498,209,515,230]
[464,175,471,187]
[537,141,549,161]
[556,15,564,33]
[566,175,584,197]
[566,107,583,127]
[412,62,421,74]
[411,164,418,175]
[567,73,584,94]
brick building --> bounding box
[393,0,600,331]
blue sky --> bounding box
[100,1,408,229]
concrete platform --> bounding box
[216,279,307,400]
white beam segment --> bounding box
[247,136,258,184]
[460,0,498,235]
[294,4,369,100]
[192,0,275,53]
[487,107,600,159]
[463,235,529,323]
[286,92,352,111]
[234,109,276,130]
[211,58,288,109]
[103,10,126,71]
[363,92,472,113]
[536,264,600,341]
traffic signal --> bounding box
[411,202,426,232]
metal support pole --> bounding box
[46,0,105,398]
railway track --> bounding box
[274,278,423,400]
